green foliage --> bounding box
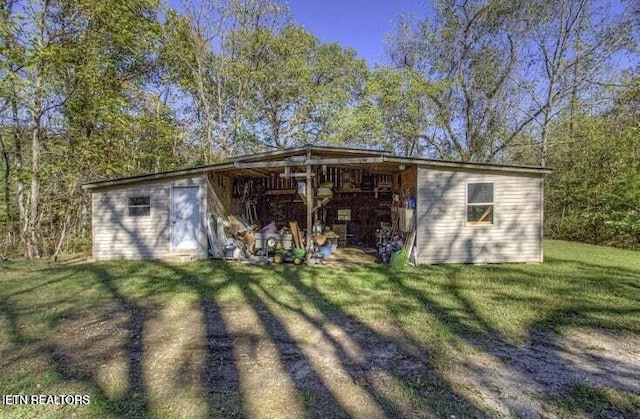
[545,81,640,249]
[387,0,530,161]
[229,25,369,149]
[0,0,191,257]
[357,67,435,156]
[389,248,409,269]
[387,0,635,162]
[550,384,640,419]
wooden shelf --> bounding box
[264,189,296,195]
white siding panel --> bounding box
[416,168,543,264]
[91,176,208,260]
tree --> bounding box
[230,26,369,150]
[162,0,372,154]
[161,0,291,160]
[388,0,531,161]
[387,0,634,163]
[522,0,634,165]
[0,0,26,255]
[545,76,640,248]
[8,0,56,258]
[357,67,435,156]
[0,0,182,258]
[46,0,184,258]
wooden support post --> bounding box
[306,163,313,254]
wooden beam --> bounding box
[230,146,308,163]
[279,172,315,178]
[229,145,391,164]
[232,156,551,176]
[384,156,553,175]
[306,159,313,254]
[233,160,307,169]
[244,168,269,177]
[234,157,385,170]
[264,189,295,195]
[313,196,331,212]
[307,146,391,156]
[306,157,385,165]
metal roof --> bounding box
[82,145,551,190]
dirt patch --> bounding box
[48,297,639,418]
[49,298,480,418]
[49,302,146,400]
[322,247,377,266]
[448,329,640,418]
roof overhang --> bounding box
[219,155,551,175]
[384,156,553,175]
[228,145,392,163]
[81,162,235,190]
[82,146,551,191]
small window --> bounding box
[467,183,493,224]
[128,196,150,216]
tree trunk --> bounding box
[25,0,49,259]
[540,76,556,167]
[540,117,548,167]
[193,36,214,163]
[0,133,12,225]
[27,95,42,259]
[52,210,72,262]
[11,97,28,254]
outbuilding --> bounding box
[82,145,551,264]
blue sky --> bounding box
[166,0,428,67]
[288,0,426,67]
[167,0,634,71]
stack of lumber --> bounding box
[403,212,417,266]
[289,221,305,249]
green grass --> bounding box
[550,384,640,419]
[0,239,638,418]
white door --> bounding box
[172,187,201,251]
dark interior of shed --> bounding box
[207,162,417,260]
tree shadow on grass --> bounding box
[0,265,151,417]
[5,252,637,418]
[247,264,488,418]
[2,260,237,417]
[230,277,352,418]
[198,297,243,417]
[2,258,493,418]
[547,383,640,419]
[378,258,640,417]
[97,260,245,417]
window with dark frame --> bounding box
[467,183,494,224]
[128,196,151,217]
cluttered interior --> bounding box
[206,158,418,264]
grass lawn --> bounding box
[0,239,639,418]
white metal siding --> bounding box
[91,176,207,260]
[416,168,543,264]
